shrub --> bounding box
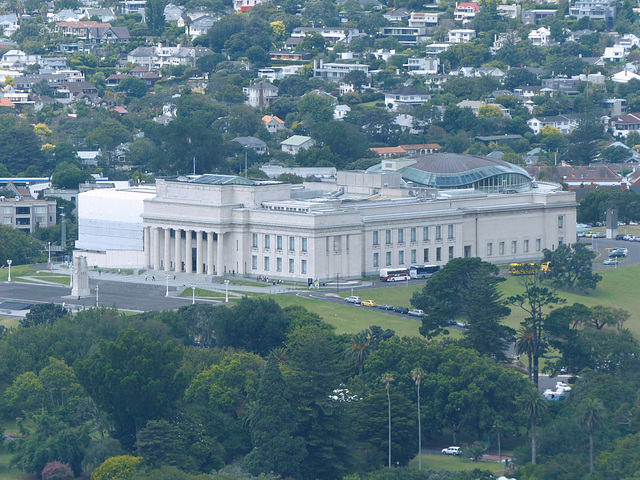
[42,461,73,480]
[91,455,142,480]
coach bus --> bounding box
[409,264,441,279]
[379,268,410,282]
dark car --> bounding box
[394,306,409,314]
[377,304,394,310]
[616,234,625,240]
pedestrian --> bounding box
[145,274,148,281]
[152,275,155,281]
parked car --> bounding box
[377,304,393,310]
[593,232,606,238]
[442,446,461,456]
[609,250,627,257]
[604,258,618,265]
[345,296,361,304]
[362,299,378,307]
[616,234,625,240]
[394,306,409,314]
[456,321,469,327]
[409,309,425,317]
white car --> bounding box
[603,258,618,266]
[408,309,425,317]
[345,296,361,304]
[442,446,461,455]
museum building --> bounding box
[75,154,577,282]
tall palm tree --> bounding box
[515,326,535,382]
[345,330,370,375]
[519,387,547,465]
[579,398,606,474]
[381,373,394,468]
[412,367,426,470]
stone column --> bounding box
[342,234,349,277]
[184,229,192,273]
[174,228,181,272]
[144,226,151,268]
[207,231,215,275]
[164,227,171,272]
[152,227,161,270]
[217,232,224,274]
[196,230,204,274]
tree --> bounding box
[145,0,165,35]
[345,330,370,375]
[51,161,92,189]
[91,455,141,480]
[508,271,565,387]
[21,303,67,328]
[578,398,606,474]
[138,420,194,470]
[382,373,394,469]
[518,386,548,465]
[75,330,187,451]
[0,224,45,265]
[297,93,334,124]
[542,243,601,291]
[243,356,306,479]
[42,461,73,480]
[412,367,425,470]
[117,76,148,98]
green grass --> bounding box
[410,454,503,473]
[0,446,21,480]
[178,287,227,300]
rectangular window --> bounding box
[411,249,416,263]
[436,225,442,240]
[411,227,416,242]
[289,258,295,273]
[423,226,429,241]
[398,228,404,243]
[558,215,564,229]
[448,224,454,239]
[289,236,295,251]
[302,237,308,252]
[464,245,471,258]
[449,246,454,260]
[301,259,307,274]
[252,233,258,248]
[264,257,270,271]
[373,231,379,246]
[536,238,541,252]
[436,247,442,262]
[252,255,257,270]
[385,251,392,266]
[34,206,46,214]
[3,206,11,214]
[277,235,283,250]
[399,250,405,265]
[385,229,392,244]
[277,257,282,272]
[499,242,505,255]
[524,239,529,253]
[487,243,493,256]
[558,237,564,245]
[15,207,30,215]
[3,217,11,224]
[36,216,45,225]
[373,252,379,267]
[264,234,271,249]
[512,241,517,254]
[423,248,429,262]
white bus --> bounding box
[379,268,410,282]
[409,264,441,279]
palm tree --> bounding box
[515,326,535,382]
[519,387,547,465]
[412,367,426,470]
[381,373,394,468]
[345,330,370,375]
[579,398,606,474]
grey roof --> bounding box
[189,174,257,185]
[129,46,155,56]
[397,153,532,189]
[281,135,313,146]
[231,136,267,148]
[385,86,429,96]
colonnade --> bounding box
[143,226,226,275]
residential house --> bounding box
[526,113,581,134]
[370,143,440,157]
[383,8,410,22]
[290,27,360,45]
[612,69,640,83]
[497,4,521,18]
[425,43,451,55]
[57,81,99,104]
[528,27,551,46]
[0,15,19,36]
[541,77,581,94]
[126,45,213,68]
[603,45,626,61]
[381,26,430,45]
[269,51,312,61]
[0,196,57,233]
[262,114,286,134]
[258,65,303,81]
[55,21,108,37]
[454,2,481,23]
[81,8,117,22]
[404,57,440,75]
[232,0,270,12]
[521,9,557,24]
[231,136,268,155]
[568,0,617,25]
[187,15,217,38]
[243,80,278,108]
[474,66,506,79]
[312,60,369,81]
[384,86,430,110]
[119,0,146,17]
[408,12,442,26]
[50,9,82,22]
[448,29,476,43]
[1,50,41,68]
[164,3,184,21]
[87,25,130,44]
[457,100,510,117]
[281,135,315,154]
[610,113,640,138]
[334,104,351,120]
[525,165,622,189]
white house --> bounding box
[448,29,476,43]
[404,57,440,75]
[527,114,580,134]
[603,45,626,62]
[334,104,351,120]
[384,87,431,111]
[262,114,287,134]
[0,15,19,36]
[528,27,551,46]
[243,80,278,108]
[454,2,481,23]
[281,135,315,154]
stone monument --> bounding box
[71,255,90,298]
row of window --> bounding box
[2,206,48,215]
[373,225,454,246]
[486,238,546,256]
[373,246,454,268]
[251,255,308,274]
[252,233,308,252]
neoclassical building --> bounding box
[75,154,577,282]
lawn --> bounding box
[0,446,21,480]
[409,454,503,474]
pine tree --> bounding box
[243,356,306,479]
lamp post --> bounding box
[224,279,229,303]
[165,274,170,297]
[6,259,11,282]
[191,284,196,305]
[47,241,51,267]
[96,285,99,307]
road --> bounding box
[580,236,640,269]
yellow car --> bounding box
[362,299,378,307]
